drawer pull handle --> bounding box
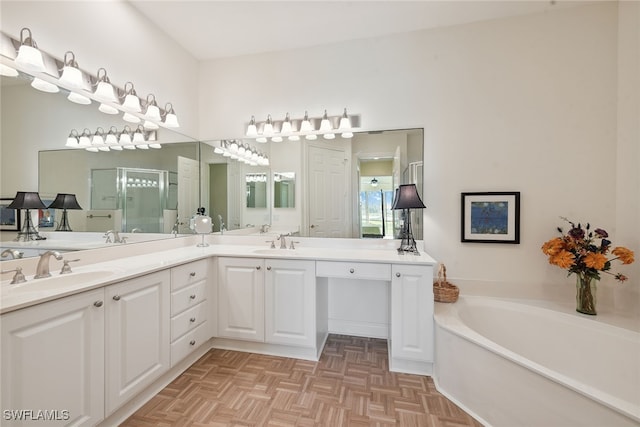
[190,272,196,277]
[113,295,121,301]
[189,340,196,346]
[256,266,261,270]
[396,272,401,277]
[349,268,355,274]
[267,266,272,271]
[190,317,196,323]
[190,294,196,299]
[93,301,103,307]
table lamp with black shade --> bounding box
[48,193,83,231]
[7,191,47,241]
[392,184,426,255]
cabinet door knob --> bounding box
[190,272,196,277]
[396,272,401,277]
[190,294,196,299]
[256,266,261,270]
[349,268,355,274]
[266,266,272,271]
[93,301,103,307]
[113,295,121,301]
[189,340,196,346]
[190,317,196,323]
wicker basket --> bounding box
[433,263,459,303]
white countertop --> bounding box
[1,236,436,314]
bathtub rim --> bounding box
[434,295,640,424]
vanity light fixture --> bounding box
[300,111,314,132]
[105,127,119,145]
[392,183,426,255]
[121,82,142,112]
[162,103,180,128]
[93,67,118,103]
[370,177,379,187]
[0,64,19,77]
[58,51,84,90]
[98,102,119,115]
[214,140,269,166]
[78,129,92,148]
[280,113,293,134]
[319,110,332,132]
[123,112,141,123]
[66,129,80,147]
[143,94,162,121]
[48,193,82,232]
[14,28,46,73]
[263,114,274,137]
[246,115,258,137]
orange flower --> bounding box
[541,238,565,256]
[612,247,635,264]
[583,252,607,270]
[549,250,575,269]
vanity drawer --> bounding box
[171,259,208,291]
[316,261,391,281]
[171,321,209,367]
[171,280,207,316]
[171,301,208,342]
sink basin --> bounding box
[3,270,117,293]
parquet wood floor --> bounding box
[122,335,482,426]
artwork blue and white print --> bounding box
[462,192,520,243]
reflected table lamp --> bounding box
[7,191,47,241]
[48,193,83,231]
[392,184,426,255]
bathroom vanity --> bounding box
[0,235,435,426]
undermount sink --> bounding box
[252,248,303,256]
[3,270,117,293]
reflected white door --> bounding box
[307,145,349,237]
[178,156,200,232]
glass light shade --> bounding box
[15,45,45,73]
[78,133,91,147]
[31,78,59,93]
[98,146,110,152]
[288,135,300,141]
[65,135,78,147]
[99,103,119,114]
[256,137,267,143]
[145,104,161,121]
[149,143,162,149]
[67,92,91,105]
[92,133,105,145]
[280,114,293,134]
[229,141,239,152]
[214,147,224,154]
[105,133,118,145]
[122,112,140,123]
[122,93,141,112]
[0,64,19,77]
[305,134,318,140]
[341,132,354,138]
[246,116,258,137]
[123,145,136,150]
[163,112,179,128]
[262,122,274,136]
[119,132,132,145]
[94,81,117,103]
[132,130,145,143]
[323,133,336,140]
[136,144,149,150]
[300,112,314,132]
[110,145,123,151]
[271,136,283,142]
[143,120,159,130]
[339,108,352,129]
[85,146,99,152]
[59,65,84,90]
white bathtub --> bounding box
[434,296,640,427]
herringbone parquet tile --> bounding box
[121,335,482,426]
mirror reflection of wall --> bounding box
[273,172,295,208]
[246,173,268,209]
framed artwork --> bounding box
[461,192,520,244]
[0,198,21,231]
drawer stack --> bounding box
[170,259,210,366]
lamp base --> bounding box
[396,209,419,255]
[55,209,73,231]
[14,209,46,242]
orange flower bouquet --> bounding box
[541,217,634,315]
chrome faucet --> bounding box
[1,249,24,259]
[35,250,63,279]
[278,233,290,249]
[218,215,225,235]
[104,230,123,243]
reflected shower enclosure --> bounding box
[91,168,170,233]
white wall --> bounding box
[0,0,199,194]
[199,3,639,300]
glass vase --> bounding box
[575,273,597,315]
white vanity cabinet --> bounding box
[264,259,316,347]
[1,288,105,426]
[105,270,170,415]
[217,257,265,342]
[169,259,210,366]
[390,264,434,373]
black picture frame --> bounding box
[0,198,21,231]
[461,192,520,244]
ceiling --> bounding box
[128,0,589,61]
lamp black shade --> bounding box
[392,184,425,210]
[48,193,82,210]
[6,191,47,210]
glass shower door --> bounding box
[120,168,168,233]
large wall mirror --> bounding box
[1,70,423,260]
